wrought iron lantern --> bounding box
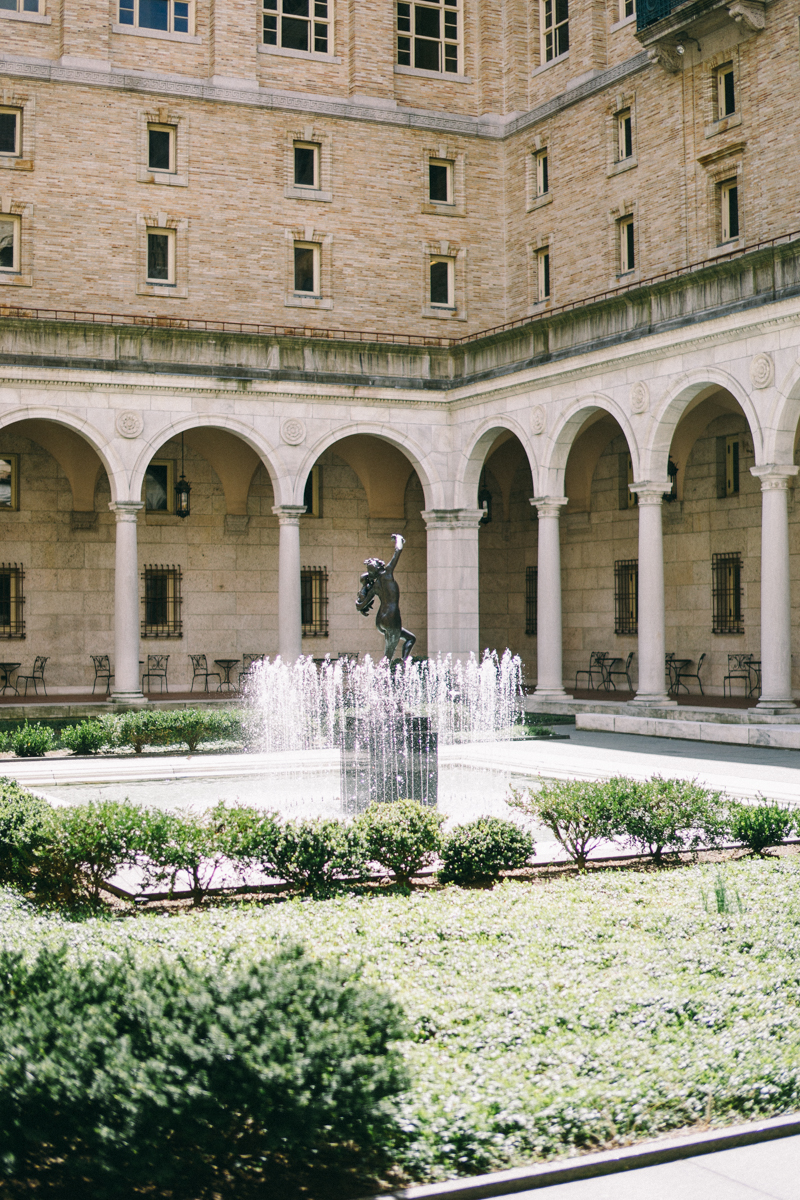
[663,457,678,503]
[478,471,492,525]
[175,431,191,519]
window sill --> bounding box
[136,282,188,297]
[0,8,51,23]
[423,305,467,321]
[710,237,744,257]
[284,185,332,202]
[421,201,466,217]
[610,13,636,31]
[137,170,188,187]
[285,293,333,309]
[112,23,202,44]
[531,51,569,78]
[704,112,742,139]
[526,192,552,213]
[258,44,341,63]
[0,272,32,287]
[607,156,637,178]
[615,270,638,283]
[0,158,33,172]
[394,64,471,84]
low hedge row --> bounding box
[0,710,243,757]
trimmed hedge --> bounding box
[358,799,446,886]
[439,817,534,885]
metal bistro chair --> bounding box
[336,651,360,664]
[575,651,606,691]
[16,655,48,696]
[237,652,266,688]
[142,654,169,694]
[723,653,753,697]
[605,651,634,692]
[189,654,221,693]
[674,653,706,696]
[91,654,113,695]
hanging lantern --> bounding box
[478,471,492,525]
[175,431,191,519]
[663,457,678,503]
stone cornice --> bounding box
[0,49,651,142]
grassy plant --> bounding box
[728,798,796,858]
[358,798,445,886]
[439,816,534,885]
[701,868,744,915]
[510,778,621,869]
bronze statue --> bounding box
[356,533,416,662]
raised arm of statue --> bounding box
[385,532,405,574]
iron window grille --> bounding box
[525,566,538,636]
[301,565,328,637]
[614,559,638,635]
[142,565,183,638]
[0,563,24,638]
[397,0,460,74]
[712,552,743,634]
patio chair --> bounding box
[674,653,705,696]
[142,654,169,694]
[723,653,753,697]
[91,654,113,695]
[336,651,360,663]
[15,656,48,696]
[237,652,266,687]
[189,654,221,693]
[575,651,606,691]
[605,651,634,692]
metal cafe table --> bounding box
[0,662,20,695]
[214,659,240,693]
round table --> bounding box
[214,659,240,693]
[0,662,20,695]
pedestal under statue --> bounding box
[355,532,416,662]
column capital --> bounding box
[751,464,799,491]
[108,500,144,521]
[272,504,306,524]
[421,508,483,530]
[530,495,568,518]
[630,481,671,505]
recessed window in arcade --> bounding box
[264,0,330,53]
[144,460,175,513]
[0,455,19,510]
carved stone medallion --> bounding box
[750,353,774,389]
[115,410,144,439]
[280,417,306,445]
[530,405,546,435]
[630,381,650,414]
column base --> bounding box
[533,688,570,702]
[629,693,677,707]
[756,699,797,714]
[110,691,148,707]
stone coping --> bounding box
[525,697,800,725]
[577,711,800,749]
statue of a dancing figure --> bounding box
[355,533,416,662]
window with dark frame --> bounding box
[717,63,736,118]
[294,142,319,188]
[525,566,538,635]
[264,0,330,53]
[146,230,172,283]
[397,0,459,74]
[429,159,452,203]
[617,109,633,160]
[614,559,638,635]
[148,125,174,172]
[294,243,317,293]
[0,564,24,639]
[542,0,568,62]
[0,110,20,157]
[142,565,182,638]
[712,552,743,635]
[535,148,549,196]
[537,246,550,300]
[619,215,635,273]
[301,565,328,636]
[430,257,452,306]
[720,178,739,242]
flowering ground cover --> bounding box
[2,854,799,1193]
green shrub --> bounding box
[358,799,445,886]
[117,708,242,754]
[0,779,51,890]
[117,709,176,754]
[36,800,142,905]
[134,802,238,904]
[6,722,55,758]
[610,776,727,865]
[439,817,534,885]
[728,798,796,857]
[510,779,621,869]
[0,942,408,1199]
[59,717,116,756]
[258,817,369,896]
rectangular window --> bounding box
[263,0,330,53]
[301,565,328,636]
[725,435,740,496]
[147,125,175,173]
[619,216,635,273]
[0,564,24,639]
[525,566,537,636]
[535,149,549,197]
[429,255,454,306]
[614,559,638,635]
[142,565,182,638]
[0,0,39,11]
[146,228,175,284]
[621,0,634,16]
[397,0,460,74]
[717,63,736,118]
[303,464,322,517]
[720,179,739,242]
[144,459,175,513]
[119,0,192,33]
[712,552,743,634]
[0,454,19,510]
[617,109,633,160]
[619,452,637,509]
[294,142,319,188]
[536,246,550,301]
[294,241,319,294]
[0,109,21,158]
[542,0,568,62]
[428,159,453,204]
[0,215,20,274]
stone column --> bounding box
[273,505,306,664]
[752,465,798,712]
[630,483,673,705]
[531,496,568,701]
[109,501,146,705]
[421,509,483,659]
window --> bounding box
[146,228,175,284]
[148,125,175,173]
[294,142,320,189]
[619,216,635,273]
[429,159,453,204]
[0,0,39,11]
[301,565,328,636]
[620,0,634,16]
[542,0,568,62]
[725,435,740,496]
[303,464,322,517]
[617,109,633,161]
[614,559,638,635]
[144,459,175,513]
[716,63,736,119]
[619,453,637,509]
[119,0,191,33]
[0,110,20,158]
[720,179,739,242]
[0,215,20,274]
[397,0,459,74]
[0,564,24,639]
[525,566,537,636]
[142,565,182,638]
[264,0,330,53]
[430,256,453,306]
[0,455,19,510]
[712,552,743,635]
[534,149,549,197]
[536,246,550,301]
[294,241,319,294]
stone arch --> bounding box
[0,405,127,504]
[541,395,640,497]
[457,415,539,510]
[646,370,764,482]
[294,423,441,510]
[766,362,800,465]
